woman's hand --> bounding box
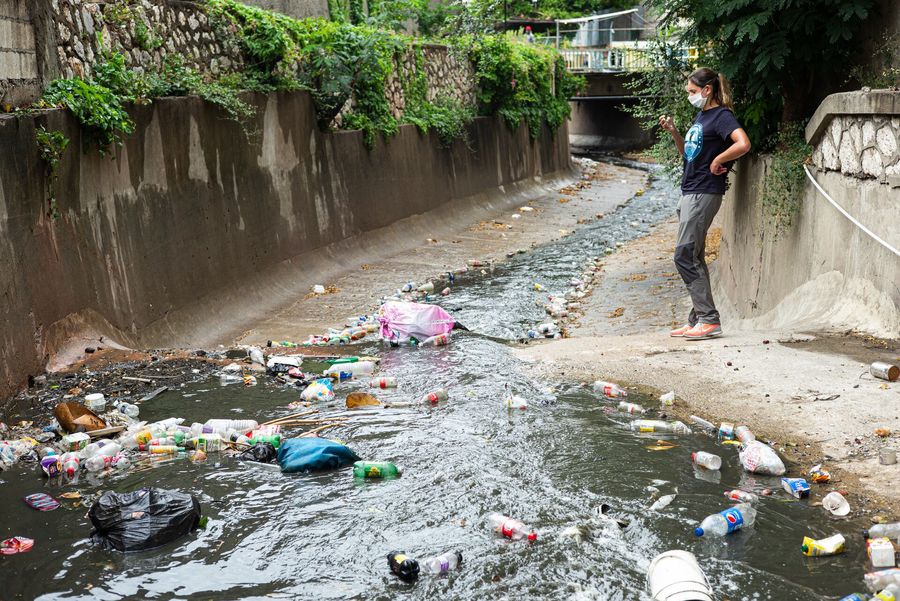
[710,159,727,175]
[658,115,676,134]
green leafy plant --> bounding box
[42,76,134,153]
[35,127,70,219]
[759,122,811,233]
[401,47,475,146]
[134,20,163,51]
[143,56,256,122]
[848,33,900,89]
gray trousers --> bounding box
[675,193,723,326]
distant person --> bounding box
[525,26,536,43]
[658,67,751,340]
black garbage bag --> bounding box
[238,442,277,463]
[88,488,201,551]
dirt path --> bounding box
[518,215,900,515]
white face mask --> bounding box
[688,90,708,109]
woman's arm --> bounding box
[710,128,751,175]
[659,115,685,157]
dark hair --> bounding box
[689,67,733,110]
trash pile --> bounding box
[589,377,900,601]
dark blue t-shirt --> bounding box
[681,106,742,195]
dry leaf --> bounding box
[60,492,82,500]
[346,392,381,409]
[624,274,648,282]
[875,427,891,437]
[608,307,625,318]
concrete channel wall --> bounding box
[0,90,571,400]
[716,91,900,338]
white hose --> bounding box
[803,165,900,258]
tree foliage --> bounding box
[641,0,877,147]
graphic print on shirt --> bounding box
[684,122,703,162]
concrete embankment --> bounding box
[0,90,571,401]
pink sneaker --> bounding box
[684,323,723,340]
[670,324,693,337]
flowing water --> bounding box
[0,161,869,600]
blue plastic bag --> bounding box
[277,438,360,473]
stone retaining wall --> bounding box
[807,90,900,188]
[0,0,40,106]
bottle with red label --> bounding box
[593,381,627,399]
[487,513,537,541]
[420,389,448,404]
[723,489,758,504]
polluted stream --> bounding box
[0,161,871,600]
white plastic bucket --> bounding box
[647,550,714,601]
[84,393,106,412]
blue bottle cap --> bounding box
[694,527,704,537]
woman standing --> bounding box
[658,67,751,340]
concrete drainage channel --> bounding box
[0,160,883,600]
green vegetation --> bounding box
[401,47,474,146]
[848,33,900,89]
[759,123,811,233]
[35,127,70,219]
[629,0,876,229]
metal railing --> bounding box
[559,46,699,73]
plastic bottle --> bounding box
[593,381,627,399]
[417,282,434,293]
[865,523,900,539]
[630,420,692,435]
[219,374,244,385]
[692,451,722,470]
[876,585,900,601]
[618,402,645,414]
[422,333,451,346]
[147,445,183,455]
[421,389,448,404]
[60,452,80,478]
[84,453,120,472]
[801,533,845,556]
[866,569,900,593]
[724,489,758,504]
[839,594,870,601]
[734,425,755,443]
[117,402,140,419]
[248,433,280,449]
[248,346,265,366]
[487,513,537,541]
[323,361,376,378]
[368,377,398,389]
[82,441,121,459]
[694,503,756,537]
[353,461,400,478]
[689,415,716,431]
[204,419,258,434]
[192,434,223,453]
[387,551,420,582]
[422,551,462,574]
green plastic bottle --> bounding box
[250,433,282,449]
[353,460,400,479]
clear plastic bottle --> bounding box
[84,452,130,472]
[219,373,244,386]
[422,551,462,574]
[631,420,692,435]
[60,452,80,478]
[324,361,376,378]
[866,570,900,593]
[618,402,645,414]
[865,523,900,539]
[692,451,722,470]
[422,333,451,346]
[694,503,756,537]
[421,389,448,404]
[593,381,627,399]
[503,395,528,410]
[723,489,758,504]
[117,402,140,419]
[368,377,398,389]
[204,419,258,434]
[734,425,755,443]
[487,512,537,541]
[81,440,121,459]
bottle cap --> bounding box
[800,544,809,553]
[527,532,537,542]
[694,527,704,537]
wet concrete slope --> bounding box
[0,91,571,400]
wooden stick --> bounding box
[261,410,319,425]
[122,376,153,383]
[301,423,342,437]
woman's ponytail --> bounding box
[689,67,734,110]
[717,73,733,110]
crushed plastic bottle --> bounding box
[630,420,692,435]
[593,381,627,399]
[487,512,537,541]
[734,425,755,443]
[618,402,646,414]
[723,489,758,504]
[422,550,462,574]
[865,569,900,593]
[248,346,265,366]
[368,377,398,389]
[739,440,786,476]
[81,440,121,459]
[421,389,448,404]
[865,523,900,540]
[694,503,756,537]
[801,533,845,556]
[692,451,722,470]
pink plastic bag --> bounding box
[378,302,455,344]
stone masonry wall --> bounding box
[812,114,900,188]
[7,0,477,123]
[0,0,40,106]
